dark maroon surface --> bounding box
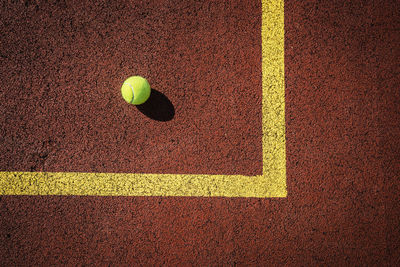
[0,0,263,176]
[1,0,399,265]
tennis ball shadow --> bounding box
[136,89,175,122]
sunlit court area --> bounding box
[0,0,398,265]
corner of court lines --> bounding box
[0,0,286,198]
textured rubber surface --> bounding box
[0,0,263,176]
[0,0,286,197]
[1,0,399,265]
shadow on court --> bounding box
[136,88,175,122]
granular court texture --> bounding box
[0,0,399,265]
[0,0,262,176]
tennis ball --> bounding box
[121,76,151,105]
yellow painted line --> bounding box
[0,0,286,198]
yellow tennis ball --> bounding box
[121,76,151,105]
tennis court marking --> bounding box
[0,0,286,197]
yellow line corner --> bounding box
[0,0,286,198]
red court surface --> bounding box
[0,1,263,176]
[1,0,399,265]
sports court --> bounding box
[0,0,398,265]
